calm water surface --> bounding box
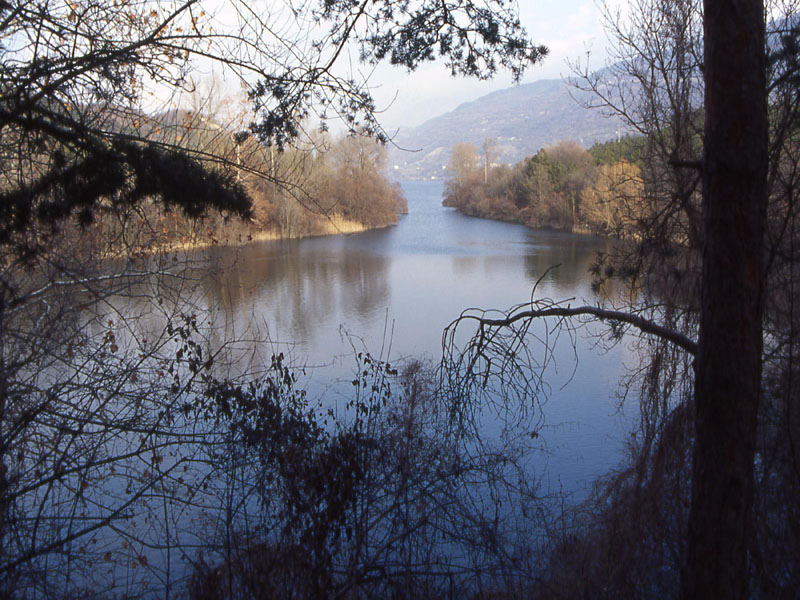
[201,180,638,495]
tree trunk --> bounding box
[684,0,767,598]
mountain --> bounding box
[387,74,630,180]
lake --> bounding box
[199,180,638,496]
[21,179,644,598]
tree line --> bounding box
[198,125,409,245]
[71,106,408,253]
[443,135,647,237]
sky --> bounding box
[173,0,616,136]
[362,0,613,132]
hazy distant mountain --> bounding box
[387,74,630,180]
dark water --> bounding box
[199,180,638,496]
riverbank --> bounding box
[114,213,397,258]
[445,202,608,238]
[442,143,644,238]
[223,213,378,244]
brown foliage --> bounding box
[443,140,645,235]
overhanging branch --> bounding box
[466,304,697,356]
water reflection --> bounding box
[106,181,636,494]
[20,181,643,598]
[523,233,593,287]
[197,240,391,363]
[188,183,616,372]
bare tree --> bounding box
[0,0,548,595]
[449,142,482,185]
[571,0,704,303]
[482,137,498,184]
[582,160,645,236]
[186,356,547,599]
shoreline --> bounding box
[445,205,610,239]
[96,214,401,261]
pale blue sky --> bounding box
[172,1,613,136]
[367,0,611,131]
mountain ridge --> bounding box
[387,74,629,180]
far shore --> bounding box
[134,214,396,257]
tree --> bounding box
[448,142,481,185]
[544,141,596,229]
[582,160,644,236]
[482,137,498,184]
[686,0,767,596]
[570,1,777,594]
[445,0,786,597]
[444,142,482,209]
[319,133,407,227]
[580,0,772,595]
[573,0,704,286]
[0,0,547,594]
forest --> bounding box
[442,135,646,236]
[180,108,409,244]
[86,107,408,252]
[0,0,798,598]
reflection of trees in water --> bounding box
[337,249,391,321]
[522,233,612,289]
[105,233,617,378]
[97,240,392,379]
[197,242,390,361]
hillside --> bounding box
[387,75,629,180]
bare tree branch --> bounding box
[465,303,697,356]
